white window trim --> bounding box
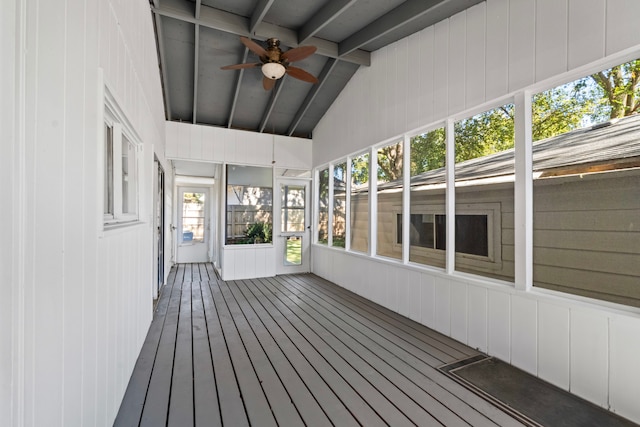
[103,86,142,228]
[394,202,502,272]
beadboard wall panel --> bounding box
[166,121,312,170]
[537,302,570,389]
[3,0,167,426]
[0,0,17,423]
[535,0,568,82]
[313,0,640,165]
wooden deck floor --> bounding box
[115,263,525,427]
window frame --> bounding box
[103,89,141,228]
[394,202,502,271]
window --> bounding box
[454,103,515,281]
[332,161,347,248]
[409,127,446,268]
[531,58,640,307]
[226,165,273,244]
[182,192,206,243]
[349,153,369,253]
[377,140,403,260]
[317,168,329,244]
[103,91,141,226]
[281,184,305,233]
[398,209,495,257]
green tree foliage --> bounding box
[454,105,515,162]
[377,141,403,181]
[531,85,595,140]
[351,153,369,185]
[589,59,640,119]
[410,128,445,175]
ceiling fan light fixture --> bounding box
[262,62,286,80]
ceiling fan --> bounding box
[221,37,319,90]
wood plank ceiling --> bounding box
[150,0,483,138]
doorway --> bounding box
[153,158,165,299]
[176,186,210,263]
[275,179,310,274]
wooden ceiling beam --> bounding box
[298,0,358,44]
[151,4,370,66]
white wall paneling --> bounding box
[535,0,568,82]
[465,2,486,108]
[449,280,468,344]
[605,0,640,55]
[510,295,537,375]
[1,0,18,424]
[3,0,167,425]
[406,270,421,322]
[487,289,511,362]
[507,0,536,91]
[432,20,450,121]
[569,309,609,406]
[434,276,451,335]
[221,245,276,281]
[567,0,606,69]
[609,316,640,422]
[467,286,488,352]
[313,0,640,166]
[447,11,466,114]
[484,0,510,101]
[166,121,312,170]
[537,301,570,389]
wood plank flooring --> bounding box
[115,263,525,427]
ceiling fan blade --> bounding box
[281,45,317,62]
[286,66,319,84]
[263,76,276,90]
[240,36,268,58]
[220,62,260,70]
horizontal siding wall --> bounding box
[3,0,166,426]
[311,0,640,423]
[166,121,313,170]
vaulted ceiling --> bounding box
[150,0,482,138]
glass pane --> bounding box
[182,192,205,243]
[226,165,273,244]
[454,104,515,281]
[332,162,347,248]
[281,184,305,232]
[350,153,369,253]
[409,128,446,268]
[317,168,329,244]
[285,236,302,266]
[121,137,136,214]
[104,124,113,215]
[531,58,640,306]
[377,140,403,260]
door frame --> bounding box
[274,178,311,275]
[176,185,212,263]
[152,157,165,299]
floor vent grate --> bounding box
[439,356,637,427]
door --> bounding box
[176,186,210,263]
[275,179,310,274]
[153,159,165,297]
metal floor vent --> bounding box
[439,356,637,427]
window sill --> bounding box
[102,220,145,236]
